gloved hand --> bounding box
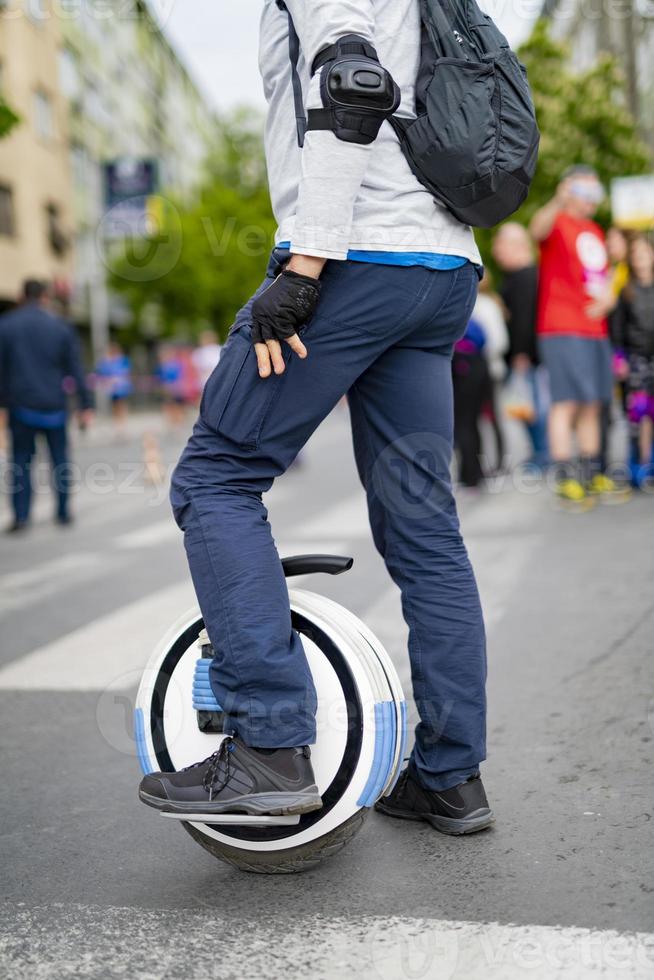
[251,270,322,377]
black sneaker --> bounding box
[138,736,323,818]
[375,768,494,835]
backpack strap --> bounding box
[311,37,378,74]
[274,3,392,149]
[276,0,307,147]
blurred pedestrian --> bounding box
[493,222,549,467]
[0,407,7,461]
[96,341,132,440]
[606,226,630,298]
[606,226,632,412]
[0,279,93,532]
[611,234,654,486]
[453,317,489,488]
[157,344,187,432]
[599,226,632,470]
[530,166,624,508]
[191,330,222,393]
[473,272,509,472]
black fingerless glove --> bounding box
[251,270,322,344]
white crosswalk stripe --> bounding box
[1,906,652,979]
[0,580,195,690]
[0,551,124,615]
[114,519,180,549]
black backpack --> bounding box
[392,0,540,227]
[278,0,540,229]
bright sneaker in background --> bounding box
[554,478,595,512]
[587,473,632,504]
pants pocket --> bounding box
[200,326,291,450]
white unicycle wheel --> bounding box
[134,555,407,874]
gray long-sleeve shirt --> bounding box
[259,0,481,264]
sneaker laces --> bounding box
[181,735,235,801]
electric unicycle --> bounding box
[135,555,407,874]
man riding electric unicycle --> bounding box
[137,0,539,870]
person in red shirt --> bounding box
[530,166,624,506]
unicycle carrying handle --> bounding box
[281,554,354,578]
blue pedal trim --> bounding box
[357,701,397,808]
[387,700,408,794]
[134,707,153,775]
[192,659,221,712]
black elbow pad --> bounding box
[307,35,401,146]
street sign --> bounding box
[611,174,654,230]
[102,158,160,240]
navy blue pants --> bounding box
[9,415,70,524]
[171,251,487,791]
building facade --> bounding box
[0,0,74,308]
[0,0,215,346]
[542,0,654,151]
[58,0,215,354]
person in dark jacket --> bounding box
[0,280,93,532]
[611,235,654,482]
[492,222,549,466]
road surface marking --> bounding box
[1,906,652,980]
[299,493,370,540]
[0,580,195,690]
[114,519,180,549]
[0,552,122,616]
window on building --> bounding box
[24,0,47,26]
[70,142,88,189]
[34,89,54,141]
[45,202,68,257]
[59,47,80,100]
[0,185,16,237]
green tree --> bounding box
[478,19,651,261]
[110,110,276,342]
[519,19,650,216]
[0,96,19,139]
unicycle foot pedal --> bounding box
[160,812,301,826]
[194,631,225,734]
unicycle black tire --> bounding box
[181,810,368,875]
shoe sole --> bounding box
[375,801,494,836]
[139,786,323,818]
[594,490,632,506]
[553,496,596,514]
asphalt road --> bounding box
[1,408,653,979]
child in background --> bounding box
[602,226,631,469]
[611,235,654,485]
[96,342,132,439]
[157,344,187,432]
